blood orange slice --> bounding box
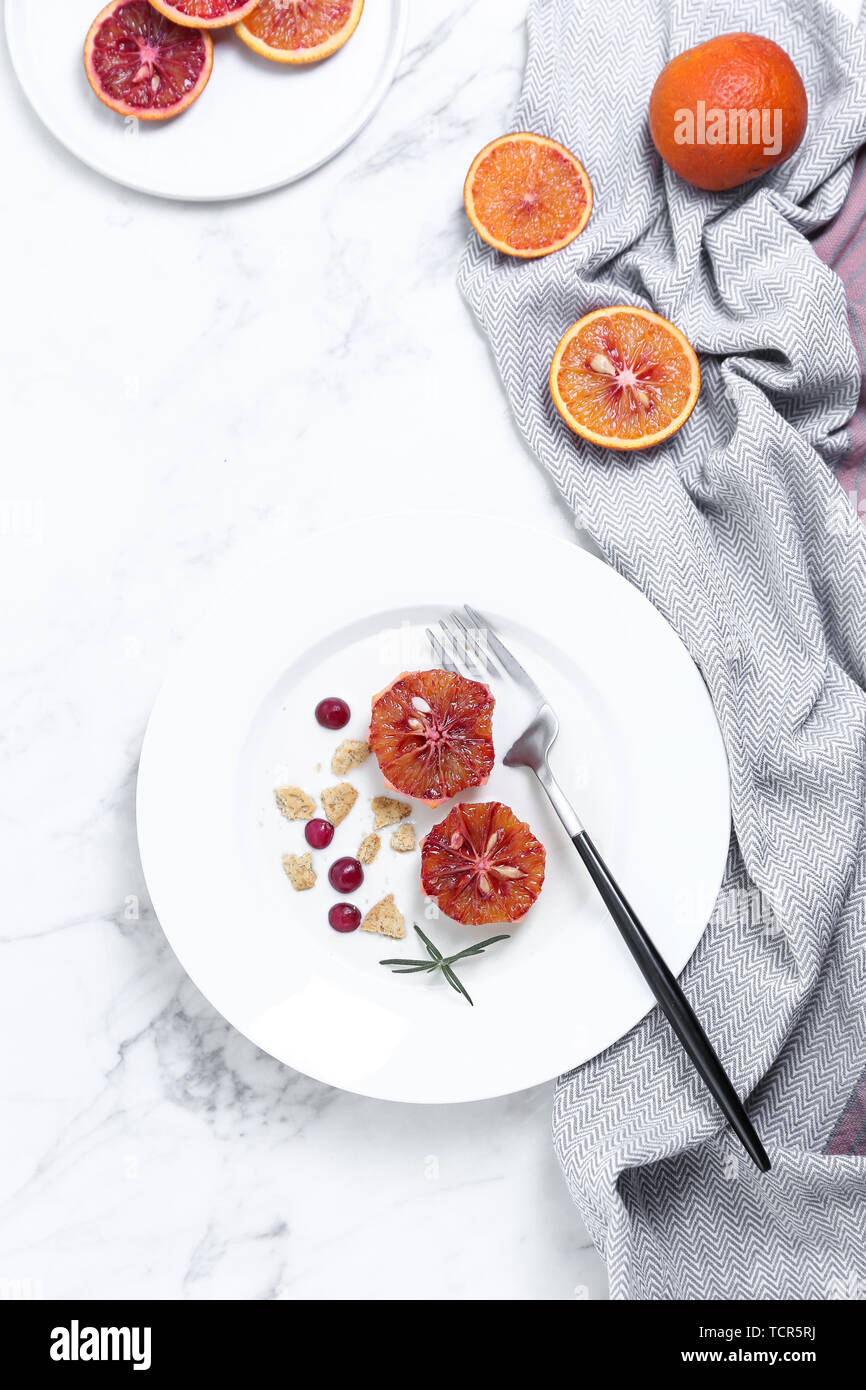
[84,0,213,121]
[149,0,258,26]
[235,0,365,64]
[550,306,701,450]
[368,670,495,807]
[464,133,593,258]
[420,802,546,926]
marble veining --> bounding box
[0,0,613,1300]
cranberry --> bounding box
[305,818,335,850]
[329,903,362,933]
[315,697,350,730]
[328,856,364,893]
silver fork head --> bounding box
[426,624,457,673]
[430,607,560,774]
[500,705,560,773]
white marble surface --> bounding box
[0,0,608,1300]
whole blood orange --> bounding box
[649,33,808,191]
[369,670,495,807]
[420,802,546,926]
[84,0,213,120]
[550,306,701,450]
[464,133,593,258]
[235,0,365,64]
[149,0,258,27]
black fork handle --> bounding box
[573,831,771,1173]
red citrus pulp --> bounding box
[150,0,258,26]
[464,133,593,258]
[235,0,365,64]
[368,670,495,807]
[84,0,213,121]
[550,306,701,450]
[420,802,546,926]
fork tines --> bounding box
[425,624,456,672]
[428,606,537,700]
[427,609,495,680]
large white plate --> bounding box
[5,0,406,201]
[136,517,731,1103]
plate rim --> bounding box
[136,515,732,1104]
[5,0,408,202]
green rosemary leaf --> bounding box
[442,963,474,1007]
[380,926,508,1004]
[413,924,444,962]
[379,957,433,968]
[444,934,511,964]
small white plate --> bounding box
[5,0,406,201]
[136,517,731,1103]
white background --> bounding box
[2,0,859,1302]
[0,0,606,1300]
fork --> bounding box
[429,605,770,1174]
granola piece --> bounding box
[274,786,315,821]
[282,852,316,891]
[372,795,411,829]
[358,832,381,865]
[331,739,370,777]
[321,782,358,827]
[361,894,405,940]
[390,823,416,853]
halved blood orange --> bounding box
[420,802,546,926]
[84,0,213,120]
[464,133,593,258]
[149,0,258,27]
[235,0,365,64]
[550,306,701,450]
[368,670,495,807]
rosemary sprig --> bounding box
[380,925,510,1006]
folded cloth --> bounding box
[459,0,866,1299]
[815,149,866,519]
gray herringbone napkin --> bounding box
[459,0,866,1299]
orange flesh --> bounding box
[85,2,211,117]
[469,139,590,253]
[369,670,494,806]
[554,312,697,444]
[155,0,255,19]
[240,0,360,51]
[420,802,546,926]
